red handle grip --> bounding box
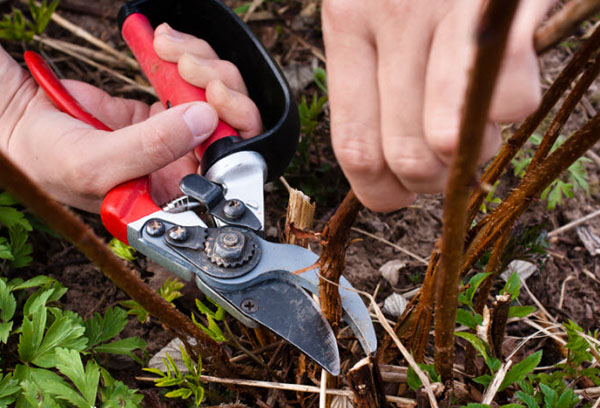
[24,50,158,244]
[121,13,239,157]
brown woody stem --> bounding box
[0,152,234,378]
[464,112,600,273]
[535,0,600,54]
[318,190,362,333]
[434,0,520,384]
[466,24,600,225]
[527,50,600,171]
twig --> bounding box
[434,0,520,384]
[137,375,419,406]
[481,360,513,405]
[38,40,156,96]
[548,208,600,237]
[558,274,577,309]
[527,50,600,173]
[35,35,132,69]
[467,24,600,224]
[523,319,567,346]
[320,370,327,408]
[535,0,600,54]
[243,0,265,22]
[351,227,428,265]
[23,0,139,69]
[0,148,234,379]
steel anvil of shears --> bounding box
[24,0,376,375]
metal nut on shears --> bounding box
[205,227,254,268]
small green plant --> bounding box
[192,297,227,343]
[512,133,591,210]
[120,277,184,324]
[0,0,59,42]
[109,238,137,262]
[406,362,441,391]
[143,345,205,406]
[0,192,33,272]
[0,275,145,406]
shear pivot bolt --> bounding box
[168,225,189,242]
[223,199,246,220]
[214,230,245,263]
[145,220,165,237]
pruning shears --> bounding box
[25,0,376,375]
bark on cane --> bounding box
[434,0,520,384]
[318,190,362,333]
[317,190,362,407]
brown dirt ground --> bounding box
[1,0,599,406]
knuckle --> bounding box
[384,149,445,191]
[332,126,383,175]
[322,0,364,28]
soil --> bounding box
[1,0,599,407]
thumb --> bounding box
[86,101,217,189]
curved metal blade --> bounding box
[218,278,340,375]
[255,240,378,355]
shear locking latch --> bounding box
[179,174,262,232]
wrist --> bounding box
[0,45,38,152]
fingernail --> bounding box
[183,103,217,139]
[157,22,185,42]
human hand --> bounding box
[322,0,554,212]
[0,23,261,213]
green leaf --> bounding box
[473,374,492,388]
[109,238,137,262]
[500,351,542,391]
[9,275,56,291]
[0,206,31,230]
[461,404,490,408]
[84,306,128,348]
[458,272,490,307]
[509,305,537,318]
[93,337,147,365]
[0,372,20,405]
[556,388,579,408]
[455,332,489,359]
[119,300,149,324]
[0,237,13,261]
[540,383,558,408]
[0,322,13,344]
[30,315,87,368]
[13,365,78,407]
[55,348,99,406]
[100,377,143,408]
[0,193,17,206]
[0,279,17,322]
[456,309,481,329]
[165,387,192,399]
[8,225,32,268]
[158,277,184,304]
[18,298,48,363]
[502,271,521,300]
[516,391,539,408]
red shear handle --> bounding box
[121,13,239,157]
[23,50,158,244]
